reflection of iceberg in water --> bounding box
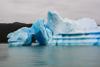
[7,10,100,46]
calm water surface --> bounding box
[0,43,100,67]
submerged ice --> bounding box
[7,10,100,46]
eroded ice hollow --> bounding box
[7,10,100,46]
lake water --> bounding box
[0,44,100,67]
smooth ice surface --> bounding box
[7,27,32,46]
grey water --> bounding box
[0,44,100,67]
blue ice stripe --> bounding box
[47,42,100,46]
[52,37,98,40]
[57,32,100,36]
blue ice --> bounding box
[29,19,48,45]
[7,10,100,46]
[7,27,32,46]
[46,10,100,46]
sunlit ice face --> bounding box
[7,27,32,46]
[8,32,29,46]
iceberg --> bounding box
[46,10,100,46]
[7,27,32,46]
[7,10,100,46]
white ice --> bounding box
[7,10,100,46]
[7,27,32,46]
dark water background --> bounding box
[0,43,100,67]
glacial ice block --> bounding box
[7,10,100,46]
[46,10,100,46]
[74,18,100,33]
[29,19,49,45]
[7,27,32,46]
[45,10,74,35]
[45,10,100,34]
[47,32,100,46]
